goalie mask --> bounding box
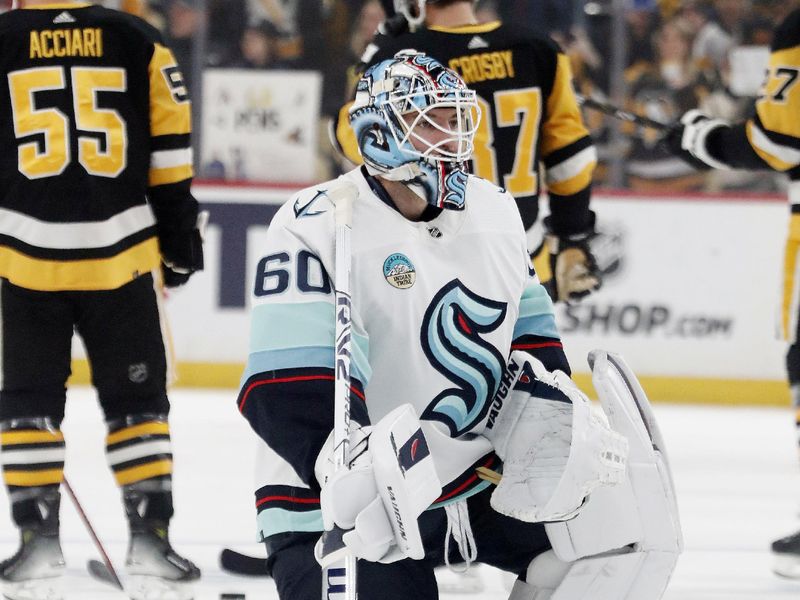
[349,50,479,210]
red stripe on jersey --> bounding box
[238,374,365,412]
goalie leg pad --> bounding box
[509,548,678,600]
[542,351,681,597]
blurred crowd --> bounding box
[0,0,792,193]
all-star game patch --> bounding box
[383,253,416,289]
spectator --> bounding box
[624,18,708,191]
[164,0,202,88]
[227,19,294,69]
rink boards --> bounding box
[67,183,791,405]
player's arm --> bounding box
[540,50,602,302]
[236,205,371,489]
[146,41,204,286]
[669,10,800,173]
[540,52,597,234]
[513,241,571,374]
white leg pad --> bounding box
[510,548,680,600]
[531,351,682,600]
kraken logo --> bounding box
[420,279,507,436]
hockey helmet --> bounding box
[349,50,479,210]
[393,0,476,30]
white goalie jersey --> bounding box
[236,166,570,547]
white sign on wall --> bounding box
[200,69,322,183]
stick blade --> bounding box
[219,548,270,577]
[87,559,124,590]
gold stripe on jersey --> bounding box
[113,459,172,486]
[29,28,103,60]
[0,238,160,291]
[746,120,800,171]
[779,211,800,341]
[25,3,91,8]
[336,100,362,166]
[149,44,191,138]
[540,54,595,195]
[149,163,193,187]
[428,21,502,34]
[545,146,596,196]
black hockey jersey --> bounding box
[335,20,597,237]
[0,2,196,291]
[709,9,800,173]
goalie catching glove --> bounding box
[482,351,628,522]
[544,214,602,304]
[314,404,442,565]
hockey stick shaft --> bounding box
[62,477,124,590]
[576,94,670,132]
[320,181,358,600]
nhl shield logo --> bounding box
[383,253,416,289]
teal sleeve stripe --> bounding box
[513,313,560,339]
[519,283,556,318]
[246,302,372,386]
[352,331,372,385]
[250,302,334,353]
[257,508,323,539]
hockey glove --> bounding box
[482,351,628,523]
[545,215,602,304]
[314,404,441,565]
[664,109,732,171]
[159,210,207,288]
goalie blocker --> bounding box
[509,350,682,600]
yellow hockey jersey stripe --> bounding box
[336,101,362,166]
[149,163,193,187]
[0,238,160,291]
[746,120,800,171]
[540,54,592,159]
[149,44,191,138]
[545,146,596,196]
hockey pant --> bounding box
[0,274,176,527]
[268,485,551,600]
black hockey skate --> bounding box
[0,488,64,600]
[125,521,200,600]
[0,525,65,600]
[772,529,800,579]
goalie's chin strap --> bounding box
[443,500,477,573]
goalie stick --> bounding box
[219,548,269,577]
[317,180,359,600]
